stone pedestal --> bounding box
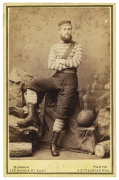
[9,115,39,142]
[76,126,96,153]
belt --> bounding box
[62,68,77,73]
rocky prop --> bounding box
[9,67,34,115]
[9,114,43,141]
[95,107,110,142]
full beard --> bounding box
[60,34,72,43]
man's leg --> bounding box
[51,118,64,156]
[17,77,56,128]
[51,84,77,156]
[17,89,41,128]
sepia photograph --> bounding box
[3,3,116,177]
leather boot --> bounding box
[17,103,40,128]
[51,131,60,156]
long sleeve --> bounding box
[48,42,83,71]
[61,43,83,68]
[48,44,67,71]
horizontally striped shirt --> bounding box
[48,40,82,71]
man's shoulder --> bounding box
[73,41,82,49]
[50,43,59,49]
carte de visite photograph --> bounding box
[4,3,116,177]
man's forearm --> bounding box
[56,59,66,65]
[56,59,70,69]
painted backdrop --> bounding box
[9,6,110,88]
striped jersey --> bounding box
[48,40,82,71]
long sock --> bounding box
[53,118,64,132]
[27,89,37,104]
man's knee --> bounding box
[27,77,55,92]
[26,78,38,89]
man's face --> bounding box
[59,24,72,43]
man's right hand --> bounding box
[56,58,66,65]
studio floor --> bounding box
[11,147,101,160]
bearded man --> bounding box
[17,20,83,156]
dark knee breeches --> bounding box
[27,72,78,120]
